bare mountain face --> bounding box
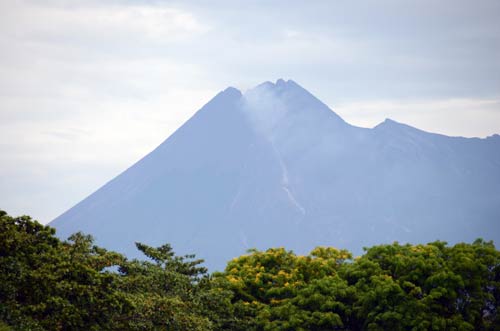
[51,79,500,270]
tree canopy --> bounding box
[1,210,499,330]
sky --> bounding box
[1,0,499,224]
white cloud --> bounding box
[1,1,208,43]
[0,1,216,223]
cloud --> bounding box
[0,1,216,223]
[1,1,208,44]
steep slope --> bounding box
[52,87,262,262]
[51,79,500,269]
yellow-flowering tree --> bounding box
[220,246,354,330]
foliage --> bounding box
[220,241,500,330]
[115,242,234,330]
[344,240,500,330]
[0,210,131,330]
[219,247,354,330]
[1,209,499,330]
[0,210,233,330]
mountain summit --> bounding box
[51,79,500,270]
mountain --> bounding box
[50,79,500,270]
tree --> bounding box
[220,247,354,330]
[0,210,131,330]
[343,241,500,330]
[116,242,236,330]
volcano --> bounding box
[51,79,500,270]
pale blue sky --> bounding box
[1,0,499,223]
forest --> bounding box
[1,210,499,330]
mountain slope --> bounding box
[51,79,500,269]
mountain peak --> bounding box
[375,118,413,130]
[275,78,299,88]
[376,118,398,126]
[245,79,327,107]
[276,78,286,86]
[224,86,242,94]
[252,79,300,91]
[242,79,346,135]
[204,86,242,109]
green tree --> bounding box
[343,241,500,330]
[116,242,235,330]
[0,210,131,330]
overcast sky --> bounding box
[1,0,499,224]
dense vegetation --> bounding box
[1,210,499,330]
